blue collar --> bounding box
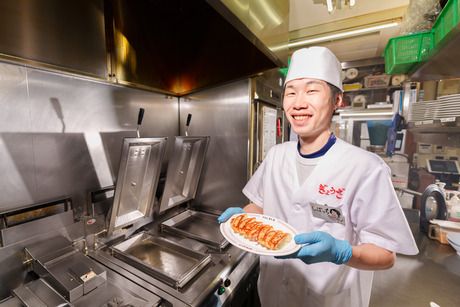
[297,133,336,158]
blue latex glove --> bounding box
[217,207,245,223]
[277,231,352,265]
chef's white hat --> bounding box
[285,47,343,92]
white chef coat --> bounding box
[243,138,418,307]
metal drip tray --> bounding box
[111,232,211,289]
[162,210,228,250]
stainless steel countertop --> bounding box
[370,233,460,307]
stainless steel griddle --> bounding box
[158,136,227,250]
[102,135,217,291]
[90,134,256,306]
[161,210,228,250]
[111,232,210,289]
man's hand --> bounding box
[217,207,245,223]
[278,231,352,265]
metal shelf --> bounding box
[334,108,394,120]
[407,117,460,133]
[344,85,402,93]
[410,24,460,81]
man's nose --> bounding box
[293,92,308,108]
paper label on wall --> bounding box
[261,106,277,159]
[440,117,456,123]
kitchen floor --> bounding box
[370,234,460,307]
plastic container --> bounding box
[367,120,392,146]
[384,31,434,74]
[433,0,459,46]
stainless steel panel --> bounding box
[13,279,69,307]
[0,296,22,307]
[161,210,228,250]
[73,267,162,307]
[0,64,36,209]
[410,25,460,81]
[25,237,107,302]
[0,0,107,78]
[180,80,251,212]
[0,61,177,213]
[159,137,210,214]
[108,137,167,236]
[0,210,73,248]
[112,232,211,289]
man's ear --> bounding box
[335,94,344,109]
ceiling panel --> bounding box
[290,0,410,31]
[317,32,380,61]
[287,0,410,62]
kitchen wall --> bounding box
[0,61,179,216]
[180,80,252,212]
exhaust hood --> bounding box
[109,0,286,95]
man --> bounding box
[218,47,418,307]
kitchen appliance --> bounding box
[158,135,228,250]
[426,159,460,189]
[420,184,448,233]
[111,232,211,289]
[100,134,210,287]
[102,135,214,291]
[24,236,107,302]
[87,134,256,306]
[0,196,163,306]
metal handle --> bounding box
[137,108,145,125]
[185,113,192,136]
[73,238,88,255]
[136,108,145,138]
[394,187,423,197]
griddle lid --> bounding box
[107,137,167,236]
[159,136,210,214]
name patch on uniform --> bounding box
[310,203,345,225]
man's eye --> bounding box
[306,89,317,94]
[285,92,295,96]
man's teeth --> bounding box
[293,115,310,120]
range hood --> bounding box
[109,0,286,95]
[0,0,287,96]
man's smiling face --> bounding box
[283,78,340,139]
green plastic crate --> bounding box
[433,0,459,45]
[384,31,434,74]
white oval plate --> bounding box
[220,213,300,256]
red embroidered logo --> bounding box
[318,184,345,199]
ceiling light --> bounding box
[327,0,334,12]
[327,0,357,13]
[288,21,400,48]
